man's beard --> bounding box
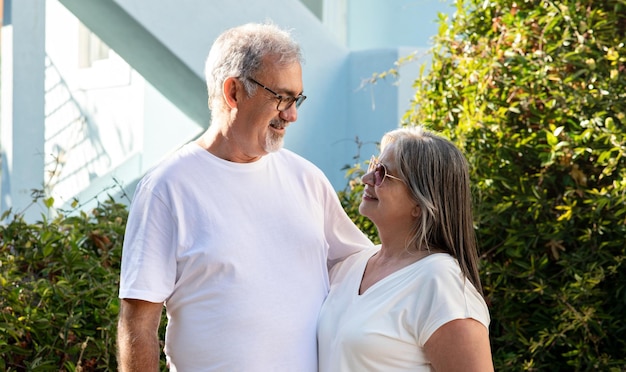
[264,130,285,153]
[264,119,287,152]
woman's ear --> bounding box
[412,205,421,218]
[222,77,239,108]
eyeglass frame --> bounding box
[367,155,404,186]
[246,77,307,112]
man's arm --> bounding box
[117,298,164,372]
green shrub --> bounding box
[342,0,625,370]
[0,197,129,371]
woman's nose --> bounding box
[361,169,375,186]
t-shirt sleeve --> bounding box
[319,176,374,270]
[414,257,490,346]
[118,181,178,303]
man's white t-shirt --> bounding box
[119,142,373,371]
[317,247,490,371]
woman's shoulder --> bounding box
[419,253,461,275]
[412,253,473,292]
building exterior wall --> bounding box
[0,0,451,220]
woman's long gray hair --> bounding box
[381,126,483,294]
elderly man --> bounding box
[116,22,373,372]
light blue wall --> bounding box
[347,48,422,157]
[306,0,452,188]
[347,0,452,50]
[1,0,454,219]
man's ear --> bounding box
[223,77,240,108]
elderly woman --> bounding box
[318,126,493,371]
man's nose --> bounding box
[279,104,298,122]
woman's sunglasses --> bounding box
[368,156,404,187]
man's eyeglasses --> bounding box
[247,77,307,112]
[368,155,404,187]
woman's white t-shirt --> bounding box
[318,247,490,371]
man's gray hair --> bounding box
[204,22,303,112]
